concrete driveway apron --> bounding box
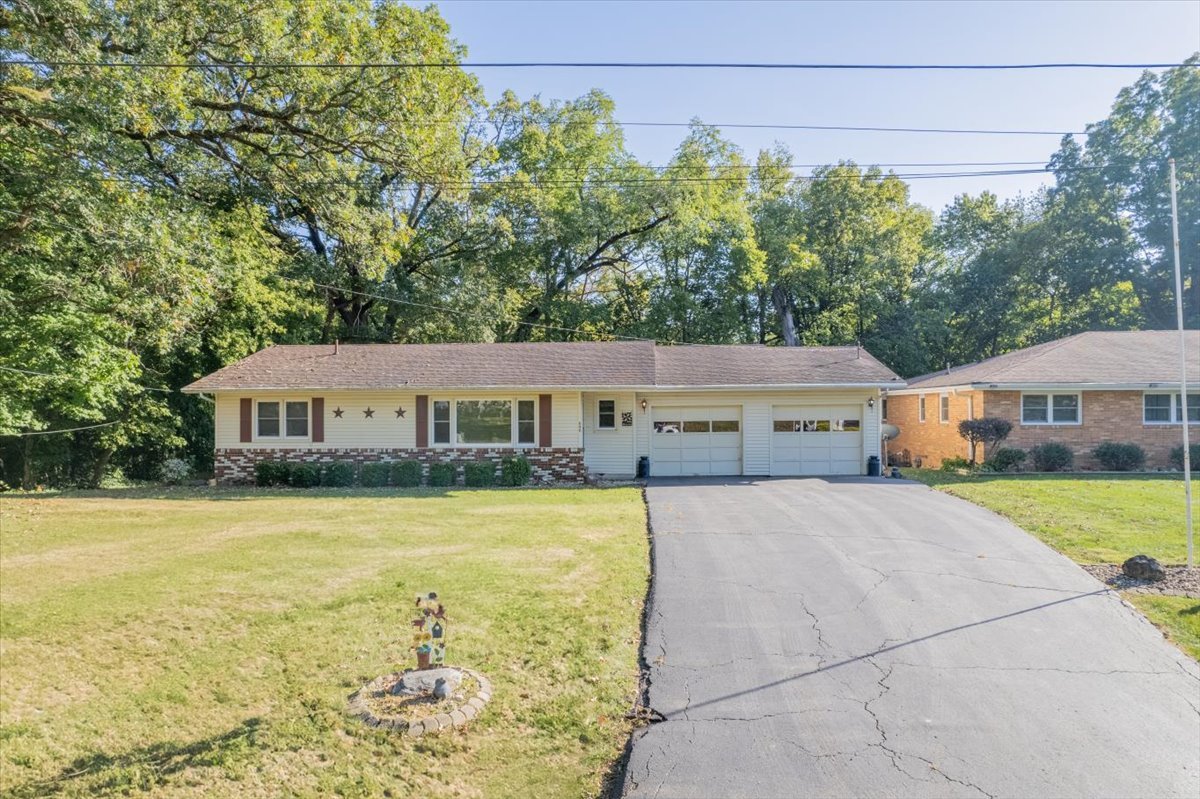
[623,477,1200,799]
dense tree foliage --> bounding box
[0,3,1194,486]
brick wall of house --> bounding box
[887,389,1195,469]
[214,447,586,485]
[983,390,1195,469]
[884,390,982,467]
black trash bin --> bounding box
[637,456,650,479]
[866,455,882,477]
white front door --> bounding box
[650,406,742,476]
[771,405,864,475]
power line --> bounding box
[2,420,122,437]
[0,364,175,392]
[4,58,1194,70]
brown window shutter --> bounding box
[239,398,252,442]
[415,395,429,448]
[311,397,324,442]
[539,394,553,448]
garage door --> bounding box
[771,405,863,475]
[651,406,742,476]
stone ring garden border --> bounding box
[348,667,492,738]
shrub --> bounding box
[463,461,496,487]
[500,455,533,487]
[1030,442,1073,472]
[1092,442,1146,471]
[939,456,974,472]
[254,460,291,487]
[983,447,1026,472]
[957,417,1013,463]
[159,457,192,485]
[1169,443,1200,471]
[391,460,422,488]
[428,462,456,487]
[360,462,390,487]
[289,463,321,488]
[321,461,356,487]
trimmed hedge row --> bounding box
[253,457,535,488]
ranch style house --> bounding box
[183,341,903,484]
[884,330,1199,470]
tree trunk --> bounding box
[22,434,33,490]
[88,447,113,489]
[771,284,799,346]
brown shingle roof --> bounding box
[905,330,1200,389]
[183,341,902,392]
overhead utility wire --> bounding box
[4,58,1194,70]
[5,420,123,437]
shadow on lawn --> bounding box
[907,468,1184,489]
[3,718,265,799]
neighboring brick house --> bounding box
[183,341,902,484]
[884,330,1199,469]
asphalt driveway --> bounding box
[623,477,1200,799]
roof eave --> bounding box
[183,380,905,393]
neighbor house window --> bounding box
[597,399,617,430]
[456,400,511,444]
[939,394,950,423]
[881,398,888,421]
[257,401,280,437]
[517,399,536,444]
[918,395,926,423]
[1144,392,1200,424]
[433,400,451,444]
[1022,392,1080,424]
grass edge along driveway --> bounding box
[907,470,1200,660]
[0,486,649,799]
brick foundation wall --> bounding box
[887,389,1195,469]
[214,447,587,485]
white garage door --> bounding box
[771,405,864,475]
[651,406,742,476]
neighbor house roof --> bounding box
[182,341,903,392]
[900,330,1200,391]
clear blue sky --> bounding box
[428,0,1199,213]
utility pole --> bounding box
[1169,158,1193,568]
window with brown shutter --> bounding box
[539,394,552,447]
[239,398,252,442]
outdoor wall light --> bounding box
[641,399,648,411]
[867,397,876,409]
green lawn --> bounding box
[906,470,1199,659]
[0,486,649,799]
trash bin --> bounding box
[637,456,650,479]
[866,455,882,477]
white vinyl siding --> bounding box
[582,392,636,476]
[215,391,582,450]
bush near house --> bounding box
[289,463,321,488]
[428,462,456,486]
[321,461,355,487]
[500,455,533,486]
[464,461,496,487]
[360,462,390,487]
[1093,442,1147,471]
[940,456,974,472]
[1170,443,1200,471]
[983,447,1026,472]
[957,417,1013,464]
[1030,442,1074,472]
[254,460,291,487]
[390,459,422,487]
